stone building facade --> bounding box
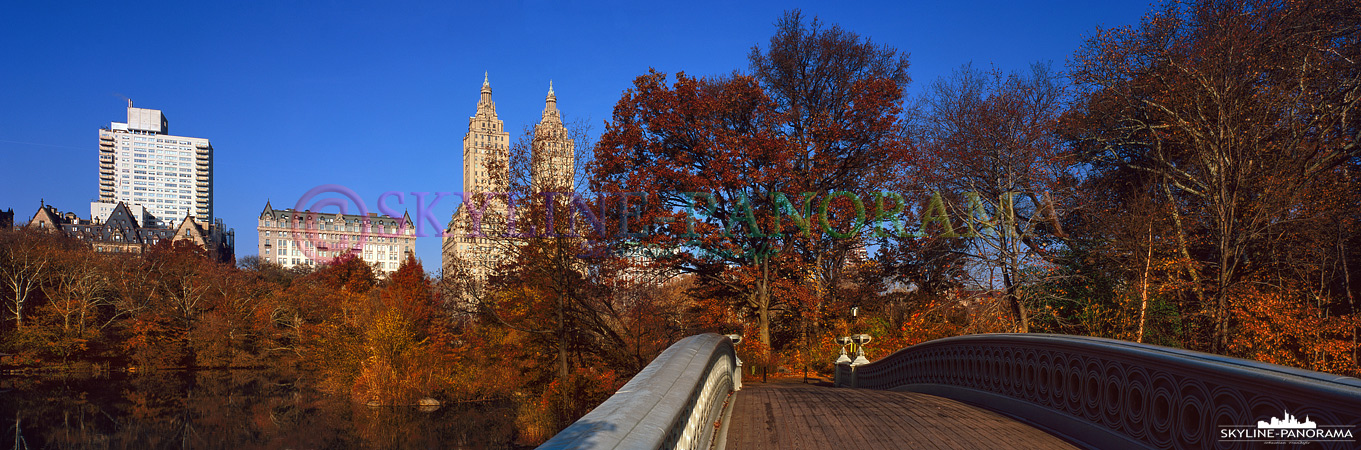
[26,202,235,263]
[257,201,416,276]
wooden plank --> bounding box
[724,380,1079,450]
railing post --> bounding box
[834,358,852,387]
[834,336,853,387]
[848,334,872,388]
[849,355,870,388]
[727,334,743,391]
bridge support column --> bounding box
[728,334,743,391]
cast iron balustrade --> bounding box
[837,333,1361,450]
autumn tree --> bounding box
[41,247,110,336]
[38,241,111,361]
[295,253,378,393]
[1066,0,1361,351]
[380,253,441,335]
[909,62,1074,333]
[1,228,64,330]
[1036,172,1192,345]
[594,71,789,355]
[594,51,910,358]
[352,254,453,405]
[189,254,280,368]
[145,240,221,334]
[749,10,916,350]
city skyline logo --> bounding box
[1257,410,1317,429]
[1220,408,1355,446]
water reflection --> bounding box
[1,371,523,449]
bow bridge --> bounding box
[536,333,1361,450]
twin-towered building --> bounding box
[441,74,576,288]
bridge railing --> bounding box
[837,333,1361,450]
[537,333,741,450]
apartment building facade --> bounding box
[97,100,213,227]
[258,201,416,275]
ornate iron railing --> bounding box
[537,333,741,450]
[838,333,1361,450]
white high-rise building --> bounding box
[97,100,213,227]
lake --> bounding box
[1,370,530,449]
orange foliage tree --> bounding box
[1065,0,1361,352]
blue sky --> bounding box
[0,0,1149,271]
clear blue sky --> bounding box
[0,0,1149,272]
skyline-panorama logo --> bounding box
[1220,409,1355,446]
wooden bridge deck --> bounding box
[724,380,1079,450]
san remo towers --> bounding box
[441,73,574,293]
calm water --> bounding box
[0,370,525,449]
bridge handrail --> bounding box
[537,333,739,450]
[841,333,1361,450]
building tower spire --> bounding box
[542,80,560,123]
[480,71,493,105]
[533,79,572,193]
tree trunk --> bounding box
[555,243,570,417]
[757,258,773,358]
[1163,182,1206,347]
[1000,220,1028,333]
[6,278,30,329]
[1341,232,1358,374]
[1138,222,1154,343]
[1004,275,1028,333]
[1216,242,1232,353]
